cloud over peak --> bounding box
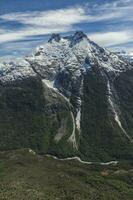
[88,31,133,47]
[0,0,132,56]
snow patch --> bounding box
[28,149,36,155]
[0,59,36,83]
[107,80,133,143]
[42,79,55,89]
[54,119,67,142]
[42,79,78,149]
[76,109,81,131]
[68,111,78,150]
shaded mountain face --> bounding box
[0,31,133,161]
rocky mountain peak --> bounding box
[72,31,88,41]
[48,31,88,45]
[64,31,88,46]
[1,31,132,85]
[48,33,61,43]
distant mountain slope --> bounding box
[0,31,133,161]
[116,51,133,65]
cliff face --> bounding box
[0,31,133,161]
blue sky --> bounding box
[0,0,133,58]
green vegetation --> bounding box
[0,77,75,157]
[114,70,133,139]
[0,70,133,162]
[0,149,132,200]
[80,70,133,161]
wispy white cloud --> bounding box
[93,0,133,10]
[0,1,133,53]
[91,0,133,22]
[88,31,133,47]
[0,7,88,27]
[0,6,125,44]
[0,6,124,26]
[0,7,88,43]
[0,26,72,43]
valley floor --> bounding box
[0,149,132,200]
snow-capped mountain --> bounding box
[1,31,131,83]
[0,31,133,162]
[116,51,133,64]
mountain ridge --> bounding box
[0,31,133,162]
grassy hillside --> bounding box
[0,149,132,200]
